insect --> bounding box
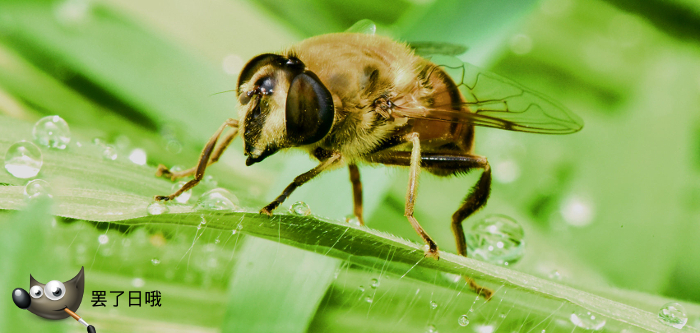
[154,32,583,299]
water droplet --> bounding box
[358,285,365,292]
[430,301,438,309]
[4,141,42,178]
[289,201,311,216]
[364,296,373,303]
[425,324,438,333]
[170,165,184,173]
[442,272,462,283]
[548,270,562,280]
[24,179,52,200]
[458,315,470,327]
[114,135,131,150]
[102,145,118,160]
[98,234,109,244]
[561,195,595,227]
[92,137,106,146]
[128,148,147,165]
[195,188,240,211]
[131,278,145,288]
[658,302,687,329]
[32,115,70,149]
[370,278,379,288]
[346,215,362,225]
[214,237,221,244]
[151,258,160,265]
[166,140,182,154]
[202,175,217,188]
[465,215,525,265]
[570,311,606,330]
[147,201,168,215]
[171,181,192,203]
[200,216,206,225]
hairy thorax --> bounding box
[286,33,474,162]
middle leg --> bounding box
[260,152,343,215]
[348,164,364,225]
[366,149,494,299]
[405,133,440,259]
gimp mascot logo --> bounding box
[11,266,97,333]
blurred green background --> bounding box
[1,0,700,332]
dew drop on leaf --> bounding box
[151,258,161,265]
[128,148,147,165]
[131,278,145,288]
[570,311,606,330]
[658,302,687,329]
[202,175,218,188]
[548,270,562,280]
[32,115,71,149]
[195,188,240,211]
[171,181,192,203]
[346,215,361,225]
[465,214,525,265]
[4,141,42,178]
[458,315,470,327]
[147,201,169,215]
[289,201,311,216]
[24,179,52,200]
[102,145,118,160]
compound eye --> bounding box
[285,72,334,145]
[44,280,66,301]
[29,285,43,299]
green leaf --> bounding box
[0,115,695,333]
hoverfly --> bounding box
[154,29,583,299]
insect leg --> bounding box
[450,160,490,257]
[450,158,493,300]
[156,119,239,180]
[154,119,238,201]
[365,150,493,299]
[348,164,364,225]
[260,152,343,216]
[405,133,440,260]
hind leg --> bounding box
[451,160,491,257]
[451,159,492,300]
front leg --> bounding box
[156,119,239,181]
[260,152,343,215]
[155,118,238,201]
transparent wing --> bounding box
[345,19,376,35]
[409,41,468,57]
[394,55,584,134]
